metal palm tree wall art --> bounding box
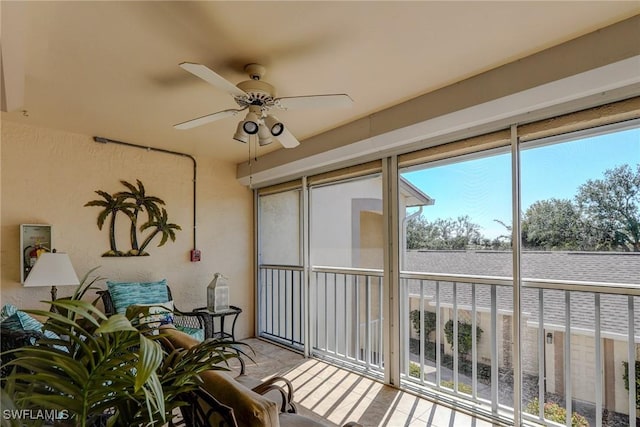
[85,180,181,257]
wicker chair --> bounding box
[97,286,207,333]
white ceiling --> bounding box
[2,1,639,163]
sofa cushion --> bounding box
[160,324,201,349]
[107,279,169,314]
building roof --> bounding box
[405,250,640,339]
[400,177,435,207]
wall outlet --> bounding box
[190,249,201,262]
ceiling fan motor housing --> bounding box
[235,80,277,109]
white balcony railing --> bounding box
[311,266,385,374]
[258,264,639,426]
[257,264,305,349]
[401,271,640,427]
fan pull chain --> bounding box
[248,135,253,188]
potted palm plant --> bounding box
[1,269,247,427]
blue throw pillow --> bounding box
[0,308,63,347]
[0,304,18,322]
[107,279,169,314]
[2,310,44,332]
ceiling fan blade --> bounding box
[276,94,353,111]
[174,108,243,130]
[276,127,300,149]
[179,62,247,98]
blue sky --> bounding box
[403,126,640,239]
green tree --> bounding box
[491,219,512,249]
[406,216,440,249]
[521,198,585,250]
[84,191,135,256]
[138,208,182,254]
[115,179,165,255]
[406,215,481,250]
[576,164,640,252]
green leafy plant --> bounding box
[622,360,640,410]
[444,319,483,358]
[409,310,437,343]
[525,398,589,427]
[408,361,421,378]
[2,269,245,426]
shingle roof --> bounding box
[405,250,640,339]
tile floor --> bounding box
[234,338,502,427]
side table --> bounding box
[193,306,242,340]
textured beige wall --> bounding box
[0,121,255,339]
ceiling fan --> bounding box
[173,62,353,148]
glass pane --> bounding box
[401,151,513,276]
[259,190,301,266]
[310,175,384,373]
[258,189,303,349]
[520,125,640,426]
[310,175,383,269]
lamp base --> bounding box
[50,285,58,313]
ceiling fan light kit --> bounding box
[257,123,274,146]
[264,115,284,137]
[232,121,250,144]
[241,109,261,135]
[174,62,353,149]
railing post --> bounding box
[595,293,602,427]
[366,275,371,367]
[356,274,361,363]
[472,283,477,399]
[334,272,338,355]
[538,289,545,422]
[565,291,572,427]
[436,281,442,387]
[420,280,425,385]
[629,296,636,427]
[453,282,459,393]
[325,272,328,352]
[491,285,498,414]
[344,273,348,358]
[379,278,384,368]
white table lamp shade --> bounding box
[23,252,80,287]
